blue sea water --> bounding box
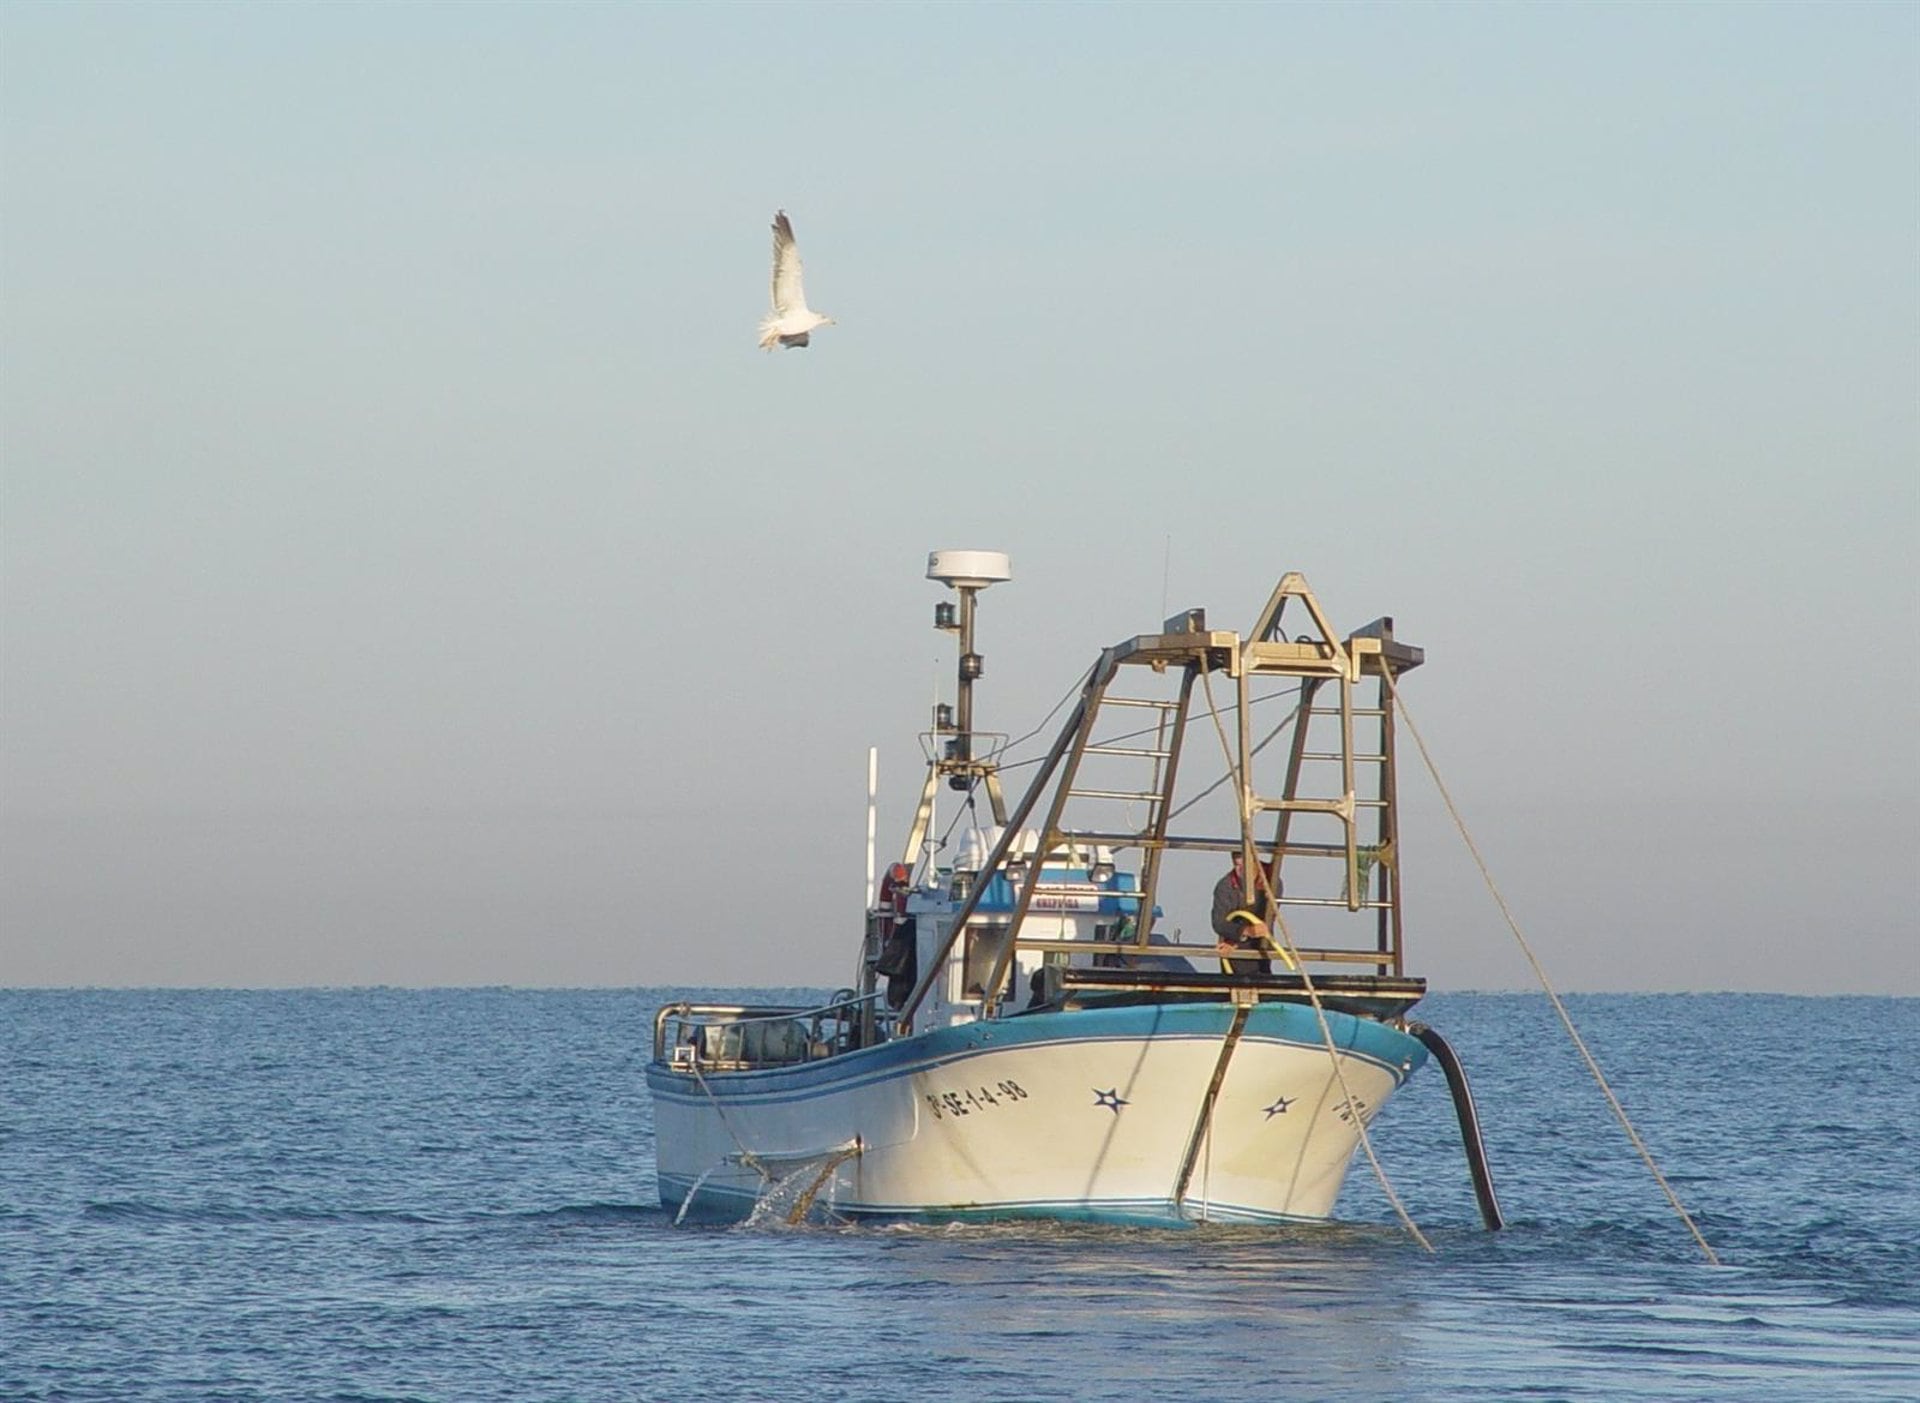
[2,989,1915,1402]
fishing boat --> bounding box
[647,551,1501,1228]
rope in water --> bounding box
[1380,667,1721,1267]
[1199,669,1434,1253]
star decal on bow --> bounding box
[1093,1087,1129,1114]
[1262,1095,1295,1120]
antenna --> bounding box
[926,550,1011,785]
[1162,534,1172,621]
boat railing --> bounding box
[653,992,892,1071]
[917,728,1009,767]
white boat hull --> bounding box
[647,1000,1428,1226]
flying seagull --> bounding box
[758,210,834,350]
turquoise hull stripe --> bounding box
[646,1000,1427,1109]
[647,1030,1414,1110]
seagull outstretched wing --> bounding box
[770,211,810,317]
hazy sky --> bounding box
[4,3,1915,993]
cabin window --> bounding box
[960,924,1016,1001]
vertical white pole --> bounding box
[927,672,939,874]
[865,746,878,909]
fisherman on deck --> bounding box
[1212,849,1274,975]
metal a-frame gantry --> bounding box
[896,572,1425,1027]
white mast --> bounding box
[864,746,878,909]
